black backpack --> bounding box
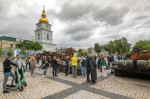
[81,59,85,67]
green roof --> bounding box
[0,36,16,41]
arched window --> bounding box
[38,33,40,40]
[47,34,49,40]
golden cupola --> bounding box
[39,8,49,24]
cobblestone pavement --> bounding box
[64,90,111,99]
[0,62,150,99]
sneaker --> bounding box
[3,90,10,93]
[42,75,45,77]
[45,75,47,78]
[87,80,91,83]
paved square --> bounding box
[0,62,150,99]
[0,63,71,99]
[64,90,110,99]
[35,66,110,84]
[91,76,150,99]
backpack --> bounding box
[81,59,85,67]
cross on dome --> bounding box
[39,5,49,24]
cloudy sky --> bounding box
[0,0,150,49]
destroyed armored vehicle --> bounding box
[56,59,82,75]
[113,50,150,78]
[113,60,150,78]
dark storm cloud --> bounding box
[135,15,150,20]
[0,0,150,49]
[64,22,98,40]
[143,20,150,28]
[106,32,123,39]
[0,0,40,40]
[56,2,97,21]
[65,23,96,34]
[0,1,11,19]
[93,6,129,26]
[70,31,92,41]
[0,18,35,40]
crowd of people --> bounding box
[3,52,121,94]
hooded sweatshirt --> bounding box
[71,54,78,66]
[3,58,18,73]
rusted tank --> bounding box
[56,59,81,75]
[36,48,82,75]
[130,52,150,60]
[113,49,150,78]
[113,60,150,78]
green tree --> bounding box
[31,42,42,51]
[0,47,3,56]
[20,47,26,56]
[134,40,150,50]
[16,40,42,51]
[7,49,13,56]
[94,43,101,56]
[78,49,83,56]
[103,37,131,55]
[87,47,92,55]
[83,51,88,56]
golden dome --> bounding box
[39,17,49,24]
[39,9,49,24]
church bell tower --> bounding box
[34,6,55,52]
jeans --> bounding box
[3,72,16,91]
[43,69,47,75]
[26,63,28,70]
[39,65,42,70]
[31,65,36,75]
[49,63,51,68]
[81,67,86,77]
[100,66,102,72]
[87,68,91,81]
[97,64,100,69]
[52,65,57,76]
[66,65,68,76]
[72,66,77,77]
[110,62,113,73]
[29,63,31,70]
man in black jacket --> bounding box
[3,55,18,93]
[51,56,58,77]
[86,56,91,82]
[108,54,114,74]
